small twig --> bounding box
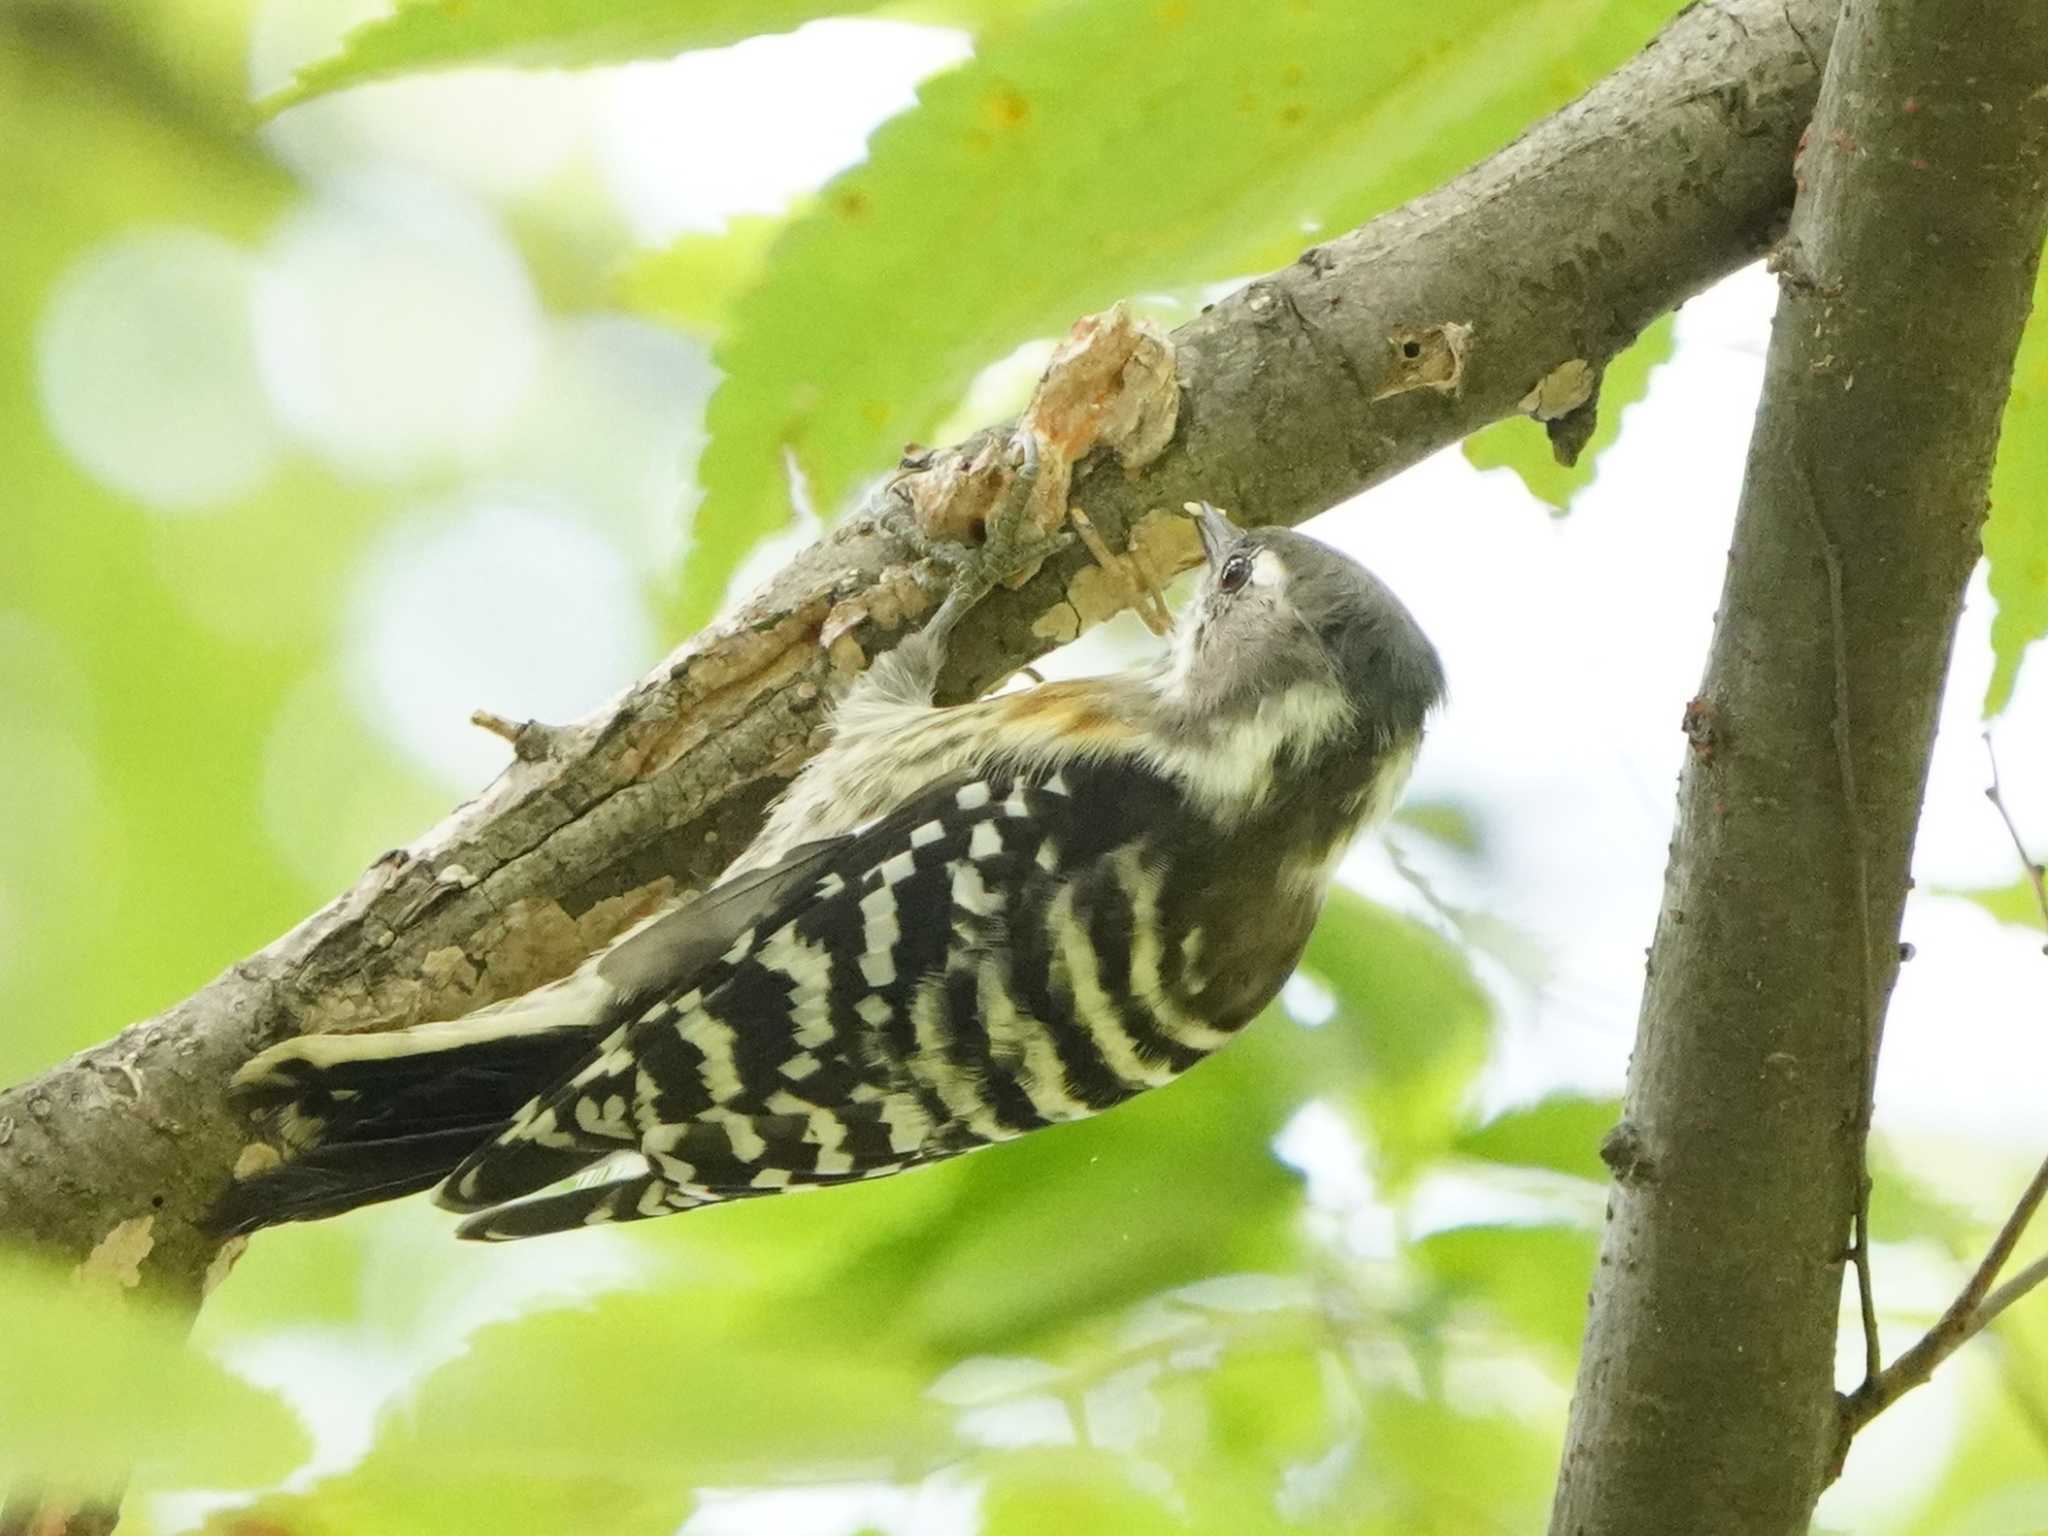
[470,710,569,763]
[1833,726,2048,1468]
[1797,474,1884,1384]
[1839,1154,2048,1448]
[1983,731,2048,939]
[1980,1253,2048,1333]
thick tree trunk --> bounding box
[1547,2,2048,1532]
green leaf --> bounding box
[0,1256,308,1491]
[262,0,1019,115]
[1411,1223,1597,1360]
[1455,1094,1621,1184]
[616,214,786,339]
[1983,260,2048,715]
[1462,312,1677,510]
[680,0,1683,623]
[1940,876,2048,935]
[1302,889,1493,1178]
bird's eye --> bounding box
[1218,552,1253,594]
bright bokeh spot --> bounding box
[253,170,542,482]
[36,229,283,514]
[341,492,656,787]
[496,314,714,569]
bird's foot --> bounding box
[920,429,1071,651]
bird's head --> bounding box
[1165,503,1445,750]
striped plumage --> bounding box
[219,507,1443,1241]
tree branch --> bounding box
[1834,738,2048,1448]
[0,0,1836,1355]
[1839,1155,2048,1446]
[1547,0,2048,1530]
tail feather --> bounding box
[216,990,612,1234]
[213,1128,495,1234]
[455,1174,741,1243]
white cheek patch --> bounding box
[1250,549,1286,589]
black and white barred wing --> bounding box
[441,761,1203,1241]
[212,834,859,1234]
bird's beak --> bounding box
[1188,502,1241,570]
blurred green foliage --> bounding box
[6,0,2048,1532]
[0,1255,308,1493]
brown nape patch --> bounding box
[989,681,1142,746]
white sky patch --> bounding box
[253,169,542,482]
[683,1475,981,1536]
[927,1355,1065,1407]
[1403,1166,1601,1240]
[1272,1100,1402,1263]
[341,492,655,787]
[37,229,283,513]
[954,1394,1077,1451]
[598,19,973,244]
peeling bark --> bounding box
[1548,0,2048,1530]
[0,0,1835,1381]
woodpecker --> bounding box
[219,486,1444,1242]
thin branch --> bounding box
[1836,739,2048,1446]
[1983,731,2048,938]
[1839,1155,2048,1440]
[1981,1254,2048,1334]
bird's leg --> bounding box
[918,428,1069,657]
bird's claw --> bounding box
[921,429,1070,651]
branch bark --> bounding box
[1548,1,2048,1531]
[0,0,1833,1483]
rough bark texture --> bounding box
[0,0,1831,1362]
[1548,1,2048,1531]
